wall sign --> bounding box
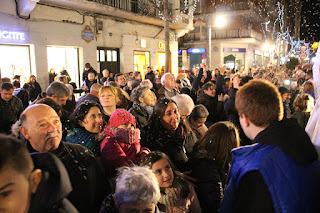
[187,48,206,54]
[158,41,173,51]
[81,25,94,43]
[0,30,26,42]
[224,48,246,53]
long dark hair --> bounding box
[192,121,240,168]
[69,101,104,128]
[148,98,177,129]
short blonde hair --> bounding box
[99,85,119,103]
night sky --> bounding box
[301,0,320,42]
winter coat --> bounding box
[192,68,212,91]
[66,128,102,156]
[29,81,42,102]
[100,109,149,175]
[196,93,224,127]
[291,111,310,129]
[224,87,251,146]
[0,95,24,134]
[29,152,78,213]
[189,157,227,213]
[26,141,108,213]
[128,102,150,129]
[220,119,320,213]
[14,88,29,109]
[145,70,156,83]
[141,124,190,172]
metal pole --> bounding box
[208,26,212,70]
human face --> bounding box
[1,89,13,102]
[51,95,69,106]
[21,105,62,152]
[80,106,103,133]
[161,103,180,131]
[102,70,109,78]
[118,203,156,213]
[0,166,31,213]
[281,93,288,101]
[140,89,156,107]
[116,75,126,86]
[135,73,142,80]
[164,75,175,91]
[100,90,117,108]
[30,77,36,84]
[204,86,216,97]
[88,73,95,81]
[190,117,207,130]
[151,158,174,189]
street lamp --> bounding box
[208,14,226,70]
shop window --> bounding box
[0,44,31,85]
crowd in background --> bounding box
[1,50,320,213]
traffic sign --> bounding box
[299,52,307,60]
[202,53,207,59]
[300,45,308,52]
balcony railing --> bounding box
[181,29,263,42]
[87,0,172,19]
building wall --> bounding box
[0,0,178,90]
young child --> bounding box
[141,151,201,213]
[100,109,149,175]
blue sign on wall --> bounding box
[223,48,246,53]
[187,48,206,54]
[178,49,182,54]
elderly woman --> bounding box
[171,94,198,154]
[129,85,157,129]
[100,165,161,213]
[66,101,104,156]
[141,98,189,172]
[99,85,118,123]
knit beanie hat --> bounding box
[108,109,136,128]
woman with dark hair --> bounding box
[128,85,157,129]
[140,151,201,212]
[189,121,240,213]
[140,98,189,172]
[66,101,104,156]
[27,75,42,102]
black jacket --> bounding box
[224,87,251,146]
[26,141,108,213]
[14,88,29,109]
[189,157,227,213]
[145,71,155,83]
[128,103,150,129]
[0,96,24,134]
[29,81,42,102]
[197,93,224,126]
[192,68,212,91]
[141,124,189,172]
[29,152,78,213]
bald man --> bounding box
[76,83,102,108]
[18,104,108,213]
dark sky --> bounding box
[300,0,320,42]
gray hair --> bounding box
[161,73,173,86]
[190,104,209,121]
[90,83,102,94]
[46,81,70,98]
[114,165,161,206]
[140,79,153,89]
[171,94,195,115]
[130,86,150,103]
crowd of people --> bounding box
[1,50,320,212]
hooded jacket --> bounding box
[29,152,78,213]
[220,119,320,213]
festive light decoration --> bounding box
[261,2,316,60]
[157,0,200,23]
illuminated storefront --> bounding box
[223,48,246,70]
[134,51,150,77]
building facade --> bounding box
[179,0,277,71]
[0,0,193,89]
